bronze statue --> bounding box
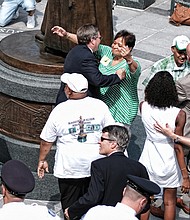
[37,0,113,55]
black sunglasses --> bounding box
[100,136,115,142]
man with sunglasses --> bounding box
[65,125,150,220]
[53,24,126,105]
[143,35,190,86]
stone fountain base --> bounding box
[0,30,65,201]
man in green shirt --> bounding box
[143,35,190,86]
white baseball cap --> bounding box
[172,35,190,51]
[61,73,88,93]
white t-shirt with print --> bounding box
[40,97,115,178]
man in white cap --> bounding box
[82,175,160,220]
[173,43,190,215]
[0,159,62,220]
[143,35,190,86]
[37,73,115,215]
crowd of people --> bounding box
[0,1,190,220]
[39,31,190,220]
[52,25,140,127]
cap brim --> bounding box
[176,44,186,51]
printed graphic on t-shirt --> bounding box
[78,116,87,142]
[68,116,100,142]
[68,116,100,134]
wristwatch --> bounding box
[174,136,180,144]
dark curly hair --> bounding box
[145,71,178,108]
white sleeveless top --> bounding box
[139,101,182,188]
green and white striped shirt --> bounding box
[95,44,141,125]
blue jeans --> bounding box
[0,0,36,26]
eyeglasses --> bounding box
[100,136,115,142]
[97,36,103,41]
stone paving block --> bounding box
[117,0,156,10]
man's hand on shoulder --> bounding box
[116,68,126,80]
[64,208,70,220]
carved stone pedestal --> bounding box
[0,30,64,200]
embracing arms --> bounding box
[154,110,190,193]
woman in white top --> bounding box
[139,71,189,220]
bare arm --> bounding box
[174,110,190,193]
[140,210,150,220]
[51,26,78,44]
[124,55,138,73]
[154,122,190,147]
[121,46,138,73]
[37,140,53,178]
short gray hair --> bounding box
[77,24,99,44]
[102,125,130,151]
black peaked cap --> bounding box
[127,174,160,198]
[1,160,35,196]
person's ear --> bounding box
[122,187,127,196]
[139,197,147,211]
[90,38,96,46]
[64,85,72,95]
[64,84,68,91]
[111,141,117,149]
[171,46,175,53]
[2,184,6,197]
[68,87,73,95]
[64,85,72,99]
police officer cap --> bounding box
[1,160,35,196]
[127,175,160,201]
